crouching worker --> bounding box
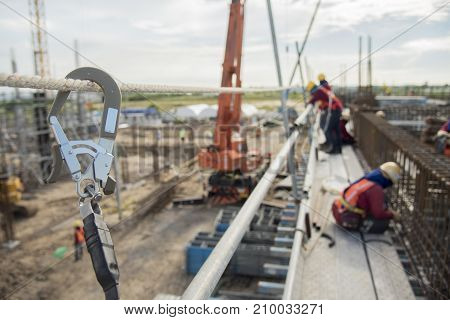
[332,162,401,234]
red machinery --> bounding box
[198,0,265,204]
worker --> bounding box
[317,73,331,90]
[306,81,327,149]
[0,176,23,246]
[435,119,450,156]
[306,81,344,154]
[332,162,402,234]
[340,109,355,145]
[74,220,84,261]
[179,127,186,143]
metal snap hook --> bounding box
[45,67,122,198]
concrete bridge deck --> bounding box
[289,145,415,299]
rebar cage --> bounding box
[353,111,449,299]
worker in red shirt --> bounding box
[316,74,331,146]
[74,220,85,261]
[332,162,401,234]
[306,81,344,154]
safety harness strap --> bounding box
[338,196,365,215]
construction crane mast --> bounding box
[28,0,50,78]
[198,0,264,204]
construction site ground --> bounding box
[0,169,217,299]
[0,123,287,299]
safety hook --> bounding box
[45,67,122,198]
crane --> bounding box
[198,0,265,204]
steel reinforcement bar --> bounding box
[353,111,449,299]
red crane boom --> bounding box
[198,0,264,204]
[199,0,248,173]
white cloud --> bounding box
[0,0,449,89]
[0,18,28,31]
[132,20,164,30]
[292,0,449,32]
[402,35,450,52]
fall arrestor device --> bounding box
[45,67,121,299]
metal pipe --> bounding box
[303,112,319,193]
[182,108,313,300]
[294,41,307,105]
[283,112,316,299]
[282,90,300,199]
[265,0,296,204]
[282,199,307,299]
[266,0,283,87]
[288,0,322,85]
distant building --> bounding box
[121,106,162,125]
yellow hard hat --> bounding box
[306,81,316,92]
[380,162,401,184]
[73,220,82,228]
[318,73,326,81]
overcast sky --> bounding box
[0,0,449,92]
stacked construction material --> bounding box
[186,204,296,276]
[185,151,311,298]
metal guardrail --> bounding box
[353,111,449,299]
[182,104,314,299]
[282,112,319,299]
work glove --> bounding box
[391,210,401,221]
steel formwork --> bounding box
[353,111,449,299]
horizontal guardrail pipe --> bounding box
[282,199,308,299]
[182,105,313,300]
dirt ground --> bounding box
[0,169,214,299]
